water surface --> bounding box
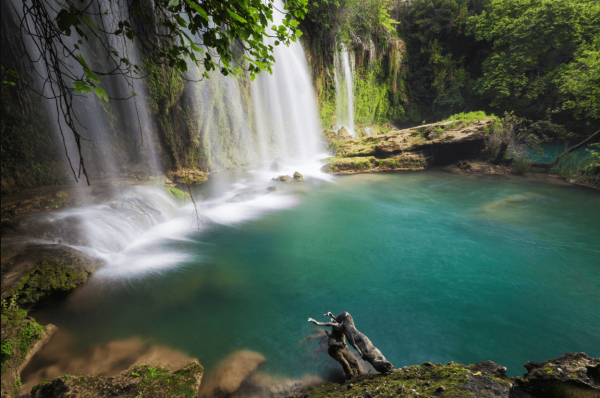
[31,171,600,378]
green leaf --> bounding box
[73,81,92,94]
[173,14,188,28]
[81,15,100,36]
[94,86,109,102]
[168,0,179,8]
[227,9,247,24]
[84,69,100,83]
[184,0,208,20]
[75,55,89,69]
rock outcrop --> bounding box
[514,352,600,398]
[168,167,208,184]
[322,119,493,174]
[25,362,204,398]
[299,353,600,398]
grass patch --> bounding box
[443,111,498,123]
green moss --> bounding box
[443,111,498,123]
[166,186,190,202]
[33,362,204,398]
[302,364,479,398]
[1,306,45,379]
[6,259,89,305]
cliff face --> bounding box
[321,119,494,174]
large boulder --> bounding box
[514,352,600,398]
[293,171,304,181]
[1,238,102,302]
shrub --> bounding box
[443,111,498,123]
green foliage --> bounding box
[53,0,308,87]
[556,39,600,120]
[1,305,45,378]
[444,111,498,123]
[468,0,600,121]
[552,144,600,184]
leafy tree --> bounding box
[468,0,600,123]
[556,39,600,121]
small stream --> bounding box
[26,170,600,383]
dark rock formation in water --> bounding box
[322,119,492,174]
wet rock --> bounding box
[26,361,203,398]
[515,352,600,398]
[272,175,292,182]
[168,167,207,184]
[1,238,102,302]
[198,351,265,398]
[266,186,277,192]
[19,330,195,394]
[293,171,304,181]
[230,373,322,398]
[468,360,509,379]
[457,160,472,170]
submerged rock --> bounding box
[19,330,196,394]
[293,171,304,181]
[198,351,266,398]
[272,175,292,182]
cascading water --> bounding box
[7,0,329,278]
[333,43,355,136]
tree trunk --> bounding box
[531,130,599,169]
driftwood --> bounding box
[531,130,599,169]
[323,329,365,380]
[308,312,394,375]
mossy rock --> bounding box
[1,240,102,304]
[29,361,204,398]
[1,306,50,393]
[165,186,191,202]
[321,157,375,174]
[300,362,512,398]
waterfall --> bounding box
[334,44,355,136]
[3,0,330,276]
[369,39,376,68]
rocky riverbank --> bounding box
[321,119,495,174]
[12,351,600,397]
[0,176,200,397]
[302,352,600,398]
